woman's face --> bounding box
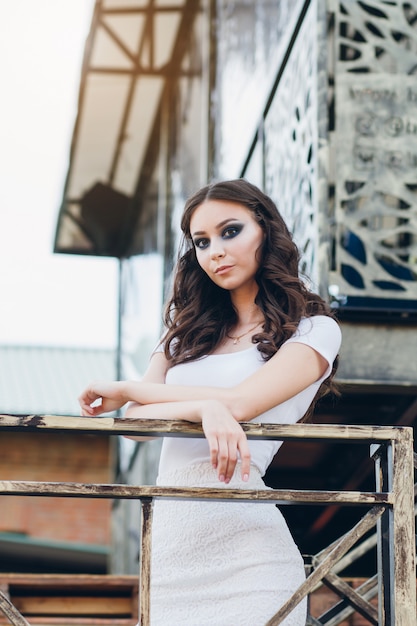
[189,200,264,295]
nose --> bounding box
[210,237,225,259]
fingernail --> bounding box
[219,474,225,482]
[243,473,249,482]
[225,477,230,484]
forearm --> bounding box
[124,399,205,423]
[122,380,267,423]
[122,400,205,442]
[124,380,238,417]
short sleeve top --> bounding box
[157,315,341,477]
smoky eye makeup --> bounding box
[191,221,244,249]
[193,237,209,250]
[222,223,243,238]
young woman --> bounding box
[79,179,341,625]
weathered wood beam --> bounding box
[0,414,408,441]
[391,431,416,625]
[306,617,323,625]
[0,591,31,626]
[0,574,136,589]
[328,532,377,574]
[139,498,153,626]
[312,525,378,576]
[0,480,392,505]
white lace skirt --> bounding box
[150,462,307,626]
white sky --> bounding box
[0,0,119,348]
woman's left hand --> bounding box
[201,399,251,484]
[78,381,128,416]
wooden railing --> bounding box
[0,415,415,625]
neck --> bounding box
[230,288,261,326]
[236,314,263,326]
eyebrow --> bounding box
[191,218,240,237]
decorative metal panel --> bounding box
[263,1,319,288]
[331,0,417,305]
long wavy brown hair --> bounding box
[162,179,339,409]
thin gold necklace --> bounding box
[227,321,262,345]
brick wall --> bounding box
[0,432,114,546]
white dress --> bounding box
[150,316,341,626]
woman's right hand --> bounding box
[200,399,251,484]
[78,381,128,416]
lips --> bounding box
[215,265,233,275]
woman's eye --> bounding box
[223,225,242,239]
[194,238,209,250]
